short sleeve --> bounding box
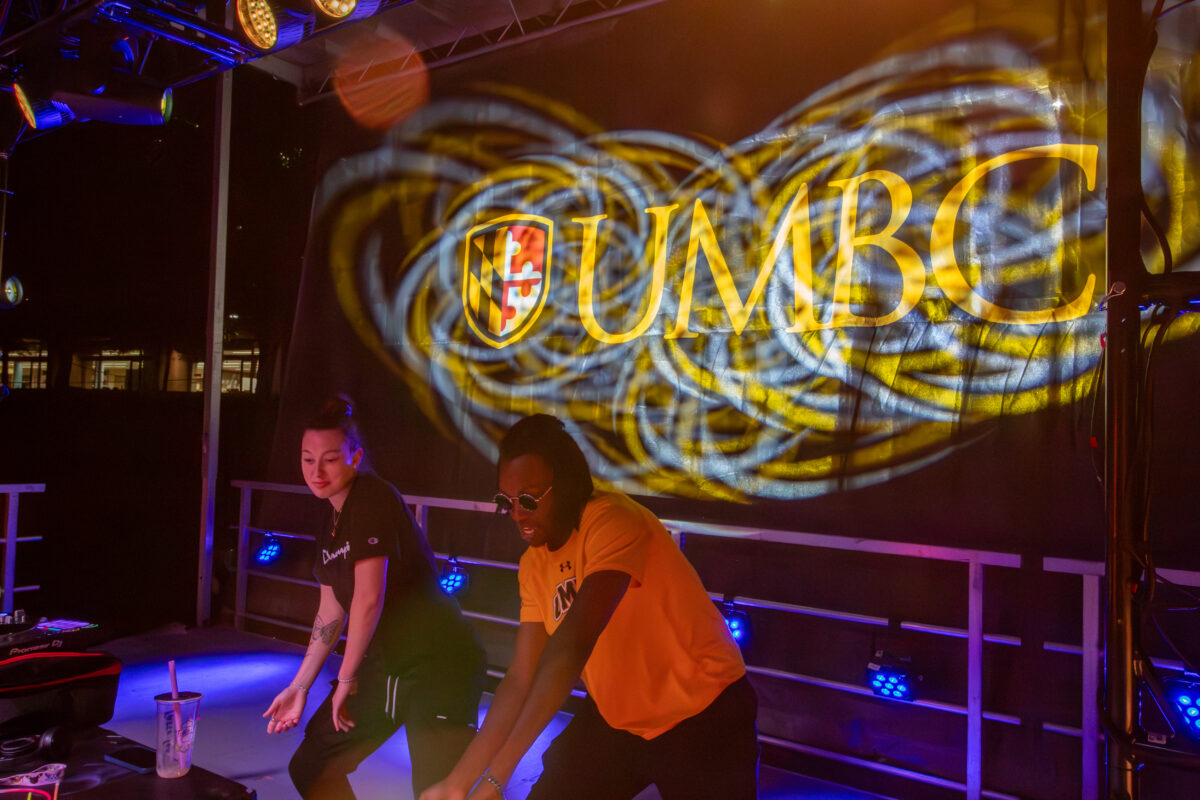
[346,479,401,562]
[579,498,652,586]
[518,560,545,623]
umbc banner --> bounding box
[293,2,1200,505]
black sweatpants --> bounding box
[289,656,483,800]
[526,675,759,800]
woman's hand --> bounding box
[263,685,307,734]
[331,678,358,732]
[418,779,469,800]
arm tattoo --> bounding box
[311,613,343,646]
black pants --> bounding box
[289,657,483,800]
[527,675,759,800]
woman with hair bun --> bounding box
[264,396,485,799]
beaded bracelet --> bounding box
[336,676,357,684]
[482,775,505,799]
[291,682,308,691]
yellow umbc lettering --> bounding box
[477,144,1099,346]
[931,143,1097,324]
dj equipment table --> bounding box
[0,620,107,660]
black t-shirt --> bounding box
[312,472,474,670]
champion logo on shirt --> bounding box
[322,541,351,564]
[368,537,379,545]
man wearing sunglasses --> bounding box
[420,414,758,800]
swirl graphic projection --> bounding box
[318,37,1200,501]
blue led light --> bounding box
[439,560,469,596]
[718,604,751,648]
[1167,676,1200,738]
[866,651,917,702]
[255,536,281,565]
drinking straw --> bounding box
[168,660,185,751]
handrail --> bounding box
[663,517,1022,567]
[1,483,45,614]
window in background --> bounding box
[190,343,259,393]
[70,349,144,390]
[2,341,48,388]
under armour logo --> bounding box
[560,561,572,573]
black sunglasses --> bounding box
[493,485,553,515]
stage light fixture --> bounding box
[866,649,917,701]
[313,0,381,23]
[14,64,172,128]
[1,275,22,309]
[719,602,751,647]
[439,558,469,596]
[62,78,172,126]
[13,81,75,130]
[1167,674,1200,738]
[255,534,282,565]
[236,0,312,52]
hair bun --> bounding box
[328,394,354,419]
[306,395,362,452]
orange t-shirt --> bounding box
[518,491,745,739]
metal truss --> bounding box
[254,0,669,103]
[0,0,668,99]
[0,0,667,146]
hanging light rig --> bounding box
[233,0,382,54]
[11,27,174,133]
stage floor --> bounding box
[99,624,892,800]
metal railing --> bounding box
[0,483,45,614]
[230,479,1200,800]
[660,517,1019,800]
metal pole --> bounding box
[235,484,251,630]
[0,152,9,287]
[966,558,984,800]
[1083,574,1101,799]
[198,67,232,626]
[1104,1,1144,797]
[2,492,16,614]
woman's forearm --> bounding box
[338,593,382,680]
[294,609,344,688]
